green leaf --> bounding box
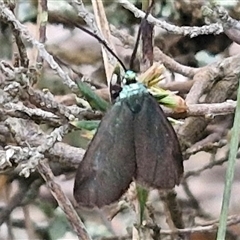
[136,184,149,225]
[77,81,109,112]
[71,120,100,131]
[217,78,240,239]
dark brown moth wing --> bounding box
[74,101,136,208]
[134,93,183,189]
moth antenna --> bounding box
[74,22,127,72]
[129,1,155,70]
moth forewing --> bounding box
[134,92,183,189]
[74,101,136,208]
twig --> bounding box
[0,178,35,226]
[154,47,197,78]
[160,214,240,235]
[0,118,84,169]
[9,0,29,68]
[0,60,79,121]
[1,122,70,177]
[117,0,223,37]
[0,1,77,91]
[181,181,210,219]
[160,190,185,239]
[165,101,237,118]
[101,214,240,238]
[70,0,116,75]
[111,21,198,78]
[91,0,117,83]
[23,205,37,239]
[36,0,48,65]
[3,102,60,123]
[178,54,240,150]
[183,156,228,180]
[37,161,92,240]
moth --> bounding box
[74,5,183,208]
[74,69,183,208]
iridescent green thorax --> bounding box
[117,82,148,113]
[118,82,147,100]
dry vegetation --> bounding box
[0,0,240,239]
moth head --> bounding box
[110,69,138,103]
[123,70,137,85]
